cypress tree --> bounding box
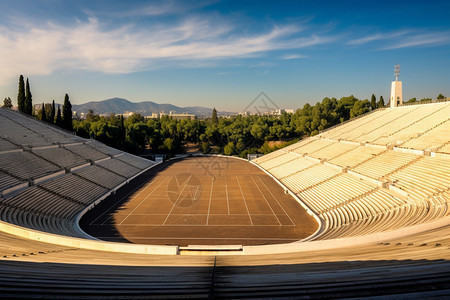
[211,108,218,125]
[25,78,32,115]
[62,93,72,131]
[378,96,385,108]
[371,94,377,110]
[55,105,62,127]
[119,114,126,145]
[40,103,47,122]
[50,100,56,124]
[17,75,25,113]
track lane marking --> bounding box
[236,176,253,225]
[251,176,282,225]
[118,176,169,225]
[163,175,192,225]
[91,176,162,225]
[206,177,214,225]
[257,175,296,225]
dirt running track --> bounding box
[80,156,318,246]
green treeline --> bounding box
[5,75,445,158]
[71,94,382,158]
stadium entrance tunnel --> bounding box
[79,156,319,247]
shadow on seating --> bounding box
[1,258,450,298]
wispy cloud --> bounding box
[0,16,332,83]
[281,53,305,60]
[347,30,410,45]
[348,29,450,50]
[381,31,450,50]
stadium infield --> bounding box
[80,156,318,246]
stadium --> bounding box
[0,100,450,298]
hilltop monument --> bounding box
[390,64,403,107]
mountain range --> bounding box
[72,98,218,117]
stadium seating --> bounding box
[254,101,450,240]
[32,146,88,169]
[0,102,450,298]
[0,108,156,238]
[268,155,318,179]
[0,150,60,181]
[401,119,450,151]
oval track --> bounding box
[80,156,318,246]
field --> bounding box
[81,156,318,246]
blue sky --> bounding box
[0,0,449,112]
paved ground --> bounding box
[80,156,318,246]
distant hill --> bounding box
[72,98,222,117]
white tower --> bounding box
[390,65,403,107]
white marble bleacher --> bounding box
[257,151,299,170]
[298,173,378,214]
[87,140,123,156]
[0,150,60,181]
[96,157,141,178]
[0,138,19,153]
[254,102,450,240]
[340,106,418,142]
[291,138,336,155]
[317,189,408,239]
[0,186,84,236]
[0,107,158,238]
[0,171,25,195]
[0,116,50,148]
[318,108,391,140]
[40,173,108,205]
[0,108,82,145]
[115,153,155,170]
[63,143,109,162]
[32,146,88,169]
[354,105,427,144]
[308,140,358,160]
[401,119,450,151]
[327,145,386,168]
[373,102,450,146]
[437,143,450,155]
[73,165,126,189]
[268,155,318,179]
[387,156,450,203]
[281,164,341,193]
[352,150,420,180]
[252,149,287,165]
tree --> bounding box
[407,98,417,103]
[370,94,377,110]
[55,105,62,127]
[211,108,218,125]
[40,103,47,122]
[50,100,56,124]
[223,141,236,156]
[437,93,445,100]
[2,97,12,108]
[119,114,126,146]
[17,75,25,113]
[378,96,385,108]
[62,93,72,131]
[24,78,33,115]
[350,100,371,118]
